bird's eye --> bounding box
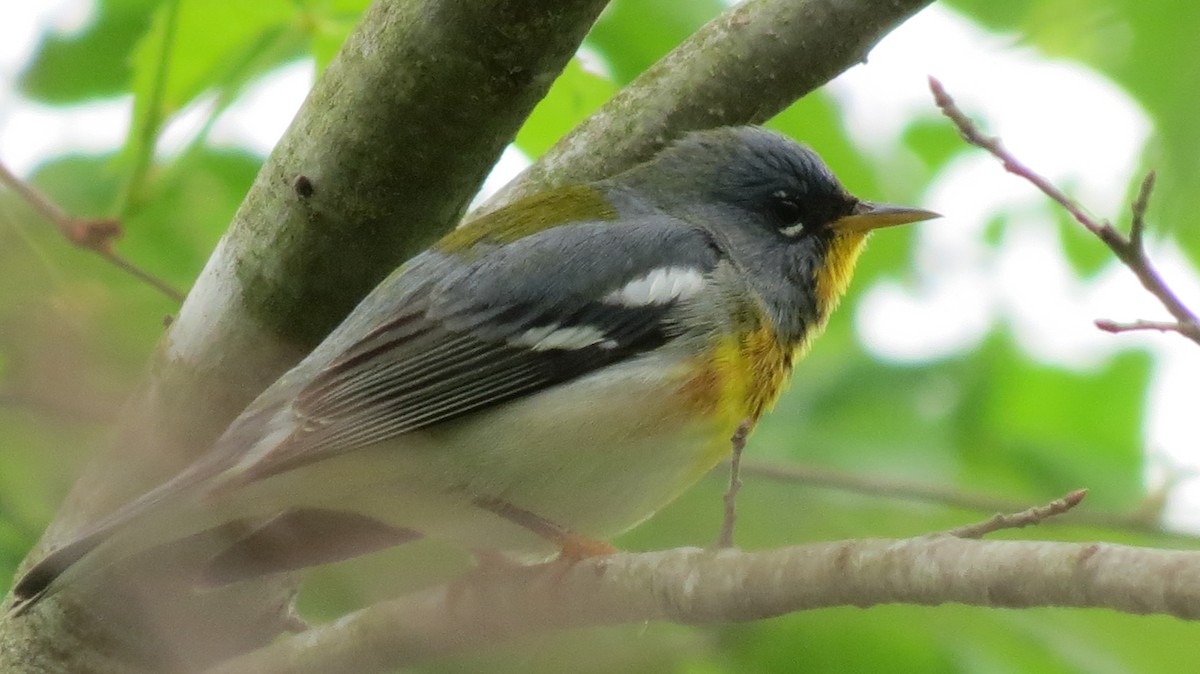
[769,190,805,236]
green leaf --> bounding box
[718,610,959,674]
[298,0,371,72]
[954,334,1150,509]
[132,0,302,114]
[1056,206,1114,277]
[515,59,615,158]
[26,154,125,217]
[584,0,724,84]
[25,147,259,296]
[17,0,159,104]
[902,117,967,175]
[117,0,307,214]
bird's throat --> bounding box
[814,232,869,319]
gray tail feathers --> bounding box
[6,466,214,618]
[7,507,423,617]
[8,529,111,617]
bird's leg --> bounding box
[442,498,615,610]
[472,496,616,560]
[556,532,618,560]
[716,418,753,548]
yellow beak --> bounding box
[830,201,940,234]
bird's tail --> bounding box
[7,529,112,616]
[5,473,221,618]
[6,479,422,618]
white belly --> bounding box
[237,354,727,556]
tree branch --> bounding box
[210,535,1200,674]
[484,0,936,211]
[0,159,185,302]
[1095,317,1197,336]
[929,77,1200,346]
[944,489,1087,538]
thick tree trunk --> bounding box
[0,1,609,670]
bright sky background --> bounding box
[2,2,1198,527]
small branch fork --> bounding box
[0,160,184,302]
[928,76,1200,346]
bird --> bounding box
[9,125,937,616]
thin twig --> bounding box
[1129,171,1153,251]
[928,76,1200,346]
[97,249,186,302]
[944,489,1088,539]
[0,159,184,302]
[1095,318,1193,336]
[0,161,71,230]
[737,460,1186,540]
[717,420,752,548]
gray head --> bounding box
[624,127,857,231]
[609,126,938,347]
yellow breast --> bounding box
[670,313,801,476]
[668,232,871,476]
[711,322,796,424]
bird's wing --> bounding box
[235,216,726,482]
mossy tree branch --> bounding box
[1,0,609,671]
[487,0,934,209]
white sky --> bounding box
[2,2,1198,528]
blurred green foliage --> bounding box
[2,0,1198,672]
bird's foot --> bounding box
[555,533,617,562]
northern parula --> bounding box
[11,126,937,613]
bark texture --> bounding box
[213,538,1200,674]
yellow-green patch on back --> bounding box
[436,185,617,258]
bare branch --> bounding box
[1095,318,1195,336]
[0,161,70,226]
[95,248,188,302]
[0,159,185,302]
[928,76,1200,346]
[945,489,1087,539]
[927,78,1100,235]
[208,537,1200,674]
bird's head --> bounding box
[614,126,938,348]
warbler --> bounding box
[10,126,936,614]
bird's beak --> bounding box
[830,201,940,234]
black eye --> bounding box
[768,190,806,236]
